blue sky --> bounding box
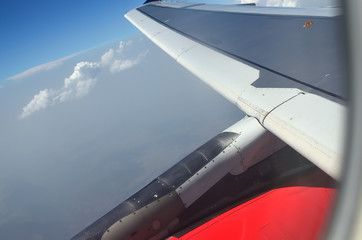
[0,0,234,83]
[0,0,145,82]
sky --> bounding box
[0,0,239,83]
[0,0,244,239]
[0,0,145,82]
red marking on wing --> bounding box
[170,187,335,240]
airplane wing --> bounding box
[125,0,346,180]
[71,1,346,239]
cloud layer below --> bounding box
[7,51,83,82]
[20,41,147,119]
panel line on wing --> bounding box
[261,92,305,125]
[181,3,205,9]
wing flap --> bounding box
[264,93,346,179]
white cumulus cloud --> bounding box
[100,49,114,65]
[53,61,99,104]
[117,40,132,54]
[20,90,52,119]
[110,52,147,73]
[19,40,147,119]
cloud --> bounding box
[19,41,147,119]
[8,62,61,82]
[62,62,99,98]
[110,51,148,73]
[7,52,84,81]
[100,49,114,65]
[20,90,52,119]
[100,40,145,73]
[117,40,132,54]
[52,61,99,103]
